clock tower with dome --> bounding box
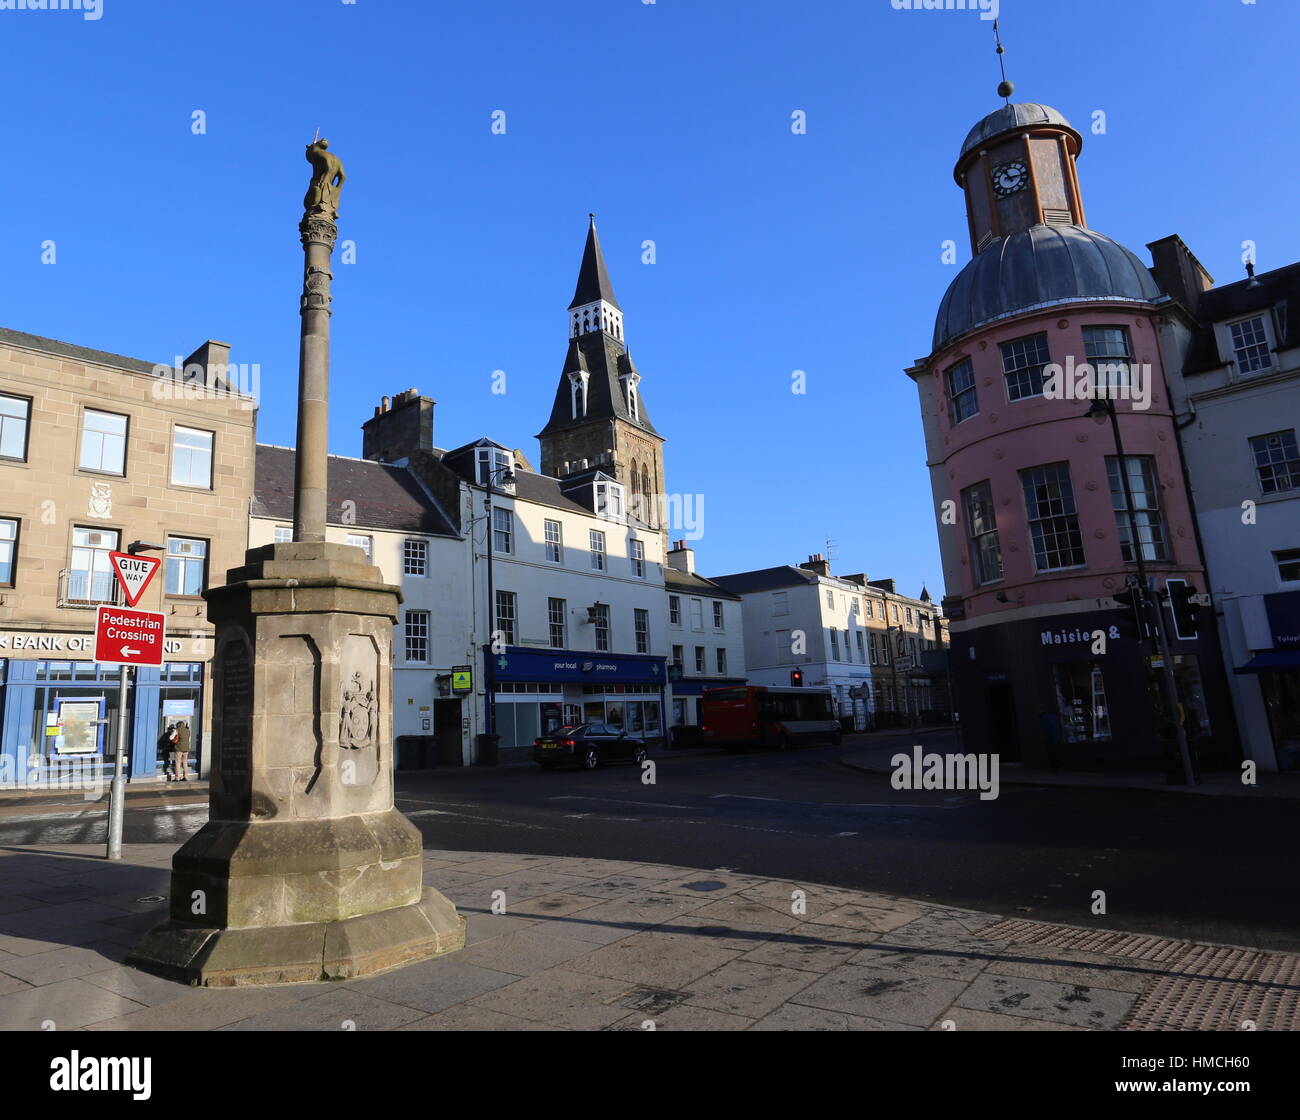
[905,89,1237,773]
[954,102,1086,254]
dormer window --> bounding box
[568,370,589,419]
[595,480,624,521]
[476,445,515,489]
[620,367,641,422]
[1229,315,1273,375]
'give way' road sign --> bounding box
[108,550,162,607]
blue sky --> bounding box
[3,0,1295,592]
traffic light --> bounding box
[790,669,804,687]
[1112,584,1151,641]
[1164,580,1201,640]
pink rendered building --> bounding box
[906,103,1236,770]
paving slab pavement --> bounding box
[0,841,1296,1032]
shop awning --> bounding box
[1234,650,1300,673]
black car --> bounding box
[533,723,648,771]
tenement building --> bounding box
[247,436,466,767]
[1151,239,1300,771]
[338,218,724,760]
[664,541,746,727]
[0,329,255,786]
[712,555,946,729]
[906,100,1236,770]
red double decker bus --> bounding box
[700,685,842,750]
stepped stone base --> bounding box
[124,539,465,987]
[127,888,465,987]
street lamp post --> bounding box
[1087,396,1197,786]
[479,461,515,764]
[886,623,904,730]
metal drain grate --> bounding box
[612,986,692,1016]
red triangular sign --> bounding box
[109,550,162,607]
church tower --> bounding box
[537,215,666,534]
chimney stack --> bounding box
[800,553,830,577]
[361,389,436,464]
[1146,235,1214,313]
[667,540,696,574]
[182,340,233,392]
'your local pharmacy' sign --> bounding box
[0,631,207,655]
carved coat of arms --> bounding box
[88,482,112,519]
[339,670,377,750]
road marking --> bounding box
[836,831,858,837]
[0,802,206,825]
[400,805,557,832]
[549,795,694,810]
[710,793,953,810]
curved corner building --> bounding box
[905,101,1236,769]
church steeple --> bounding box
[568,215,624,341]
[538,216,666,536]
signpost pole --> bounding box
[106,664,130,860]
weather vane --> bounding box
[993,19,1014,104]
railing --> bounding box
[57,568,122,609]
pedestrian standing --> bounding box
[163,723,178,781]
[173,720,191,782]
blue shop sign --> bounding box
[486,647,666,685]
[1266,590,1300,650]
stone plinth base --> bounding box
[124,539,465,987]
[126,888,465,987]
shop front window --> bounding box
[1054,661,1111,742]
[1260,671,1300,764]
[541,703,564,735]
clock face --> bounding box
[992,159,1028,198]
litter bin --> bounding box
[474,733,500,766]
[396,735,435,770]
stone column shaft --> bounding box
[294,219,336,543]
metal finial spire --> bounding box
[993,20,1014,104]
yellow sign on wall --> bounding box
[451,667,473,692]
